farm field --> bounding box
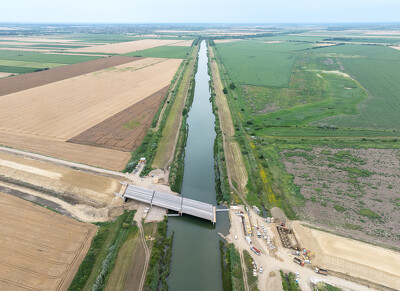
[0,55,141,96]
[0,192,97,290]
[68,39,189,54]
[68,86,169,152]
[126,45,191,59]
[215,41,312,87]
[0,57,181,170]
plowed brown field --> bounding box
[0,55,141,97]
[0,192,97,291]
[0,57,181,170]
[68,86,169,152]
[68,39,186,54]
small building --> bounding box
[140,157,146,164]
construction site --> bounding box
[226,204,400,291]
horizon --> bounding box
[1,0,399,24]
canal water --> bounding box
[167,41,230,290]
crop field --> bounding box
[215,41,312,87]
[126,45,191,59]
[311,44,400,130]
[68,86,169,152]
[68,39,189,54]
[281,147,400,248]
[0,57,181,170]
[0,192,97,290]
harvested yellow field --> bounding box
[0,192,97,291]
[0,58,181,140]
[0,72,12,78]
[167,40,193,47]
[390,46,400,51]
[0,47,54,52]
[0,151,123,205]
[0,36,81,43]
[293,221,400,290]
[68,39,185,54]
[0,57,181,170]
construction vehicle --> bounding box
[251,246,261,256]
[303,251,315,260]
[292,251,300,256]
[315,268,328,275]
[293,257,304,266]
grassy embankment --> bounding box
[124,40,199,175]
[207,44,231,203]
[219,240,245,291]
[212,38,400,219]
[126,45,192,59]
[279,270,300,291]
[68,210,137,291]
[145,217,174,291]
[243,250,258,290]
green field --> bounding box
[125,45,191,59]
[312,44,400,130]
[215,41,312,87]
[0,65,39,73]
[0,50,101,64]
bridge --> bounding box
[116,184,216,223]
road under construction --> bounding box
[116,183,216,223]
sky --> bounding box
[1,0,399,23]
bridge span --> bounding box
[117,184,216,223]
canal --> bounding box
[167,40,230,290]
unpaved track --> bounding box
[135,208,150,291]
[209,45,248,192]
[0,192,97,291]
[239,250,250,291]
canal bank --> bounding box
[166,40,230,290]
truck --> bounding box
[251,246,261,256]
[245,236,252,245]
[315,268,328,275]
[293,257,305,266]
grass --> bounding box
[216,41,312,87]
[151,45,198,169]
[0,59,66,68]
[243,250,257,288]
[280,270,300,291]
[125,45,191,59]
[145,217,174,291]
[358,208,381,220]
[104,228,139,290]
[0,65,39,73]
[68,210,136,291]
[0,50,101,64]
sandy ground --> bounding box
[68,39,186,54]
[0,130,131,170]
[0,151,123,206]
[226,205,383,291]
[0,72,12,78]
[209,45,248,192]
[0,192,97,291]
[167,40,193,46]
[293,221,400,290]
[0,58,181,140]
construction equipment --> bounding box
[304,251,315,260]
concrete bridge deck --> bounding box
[119,184,216,223]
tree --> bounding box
[229,83,236,90]
[223,88,228,94]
